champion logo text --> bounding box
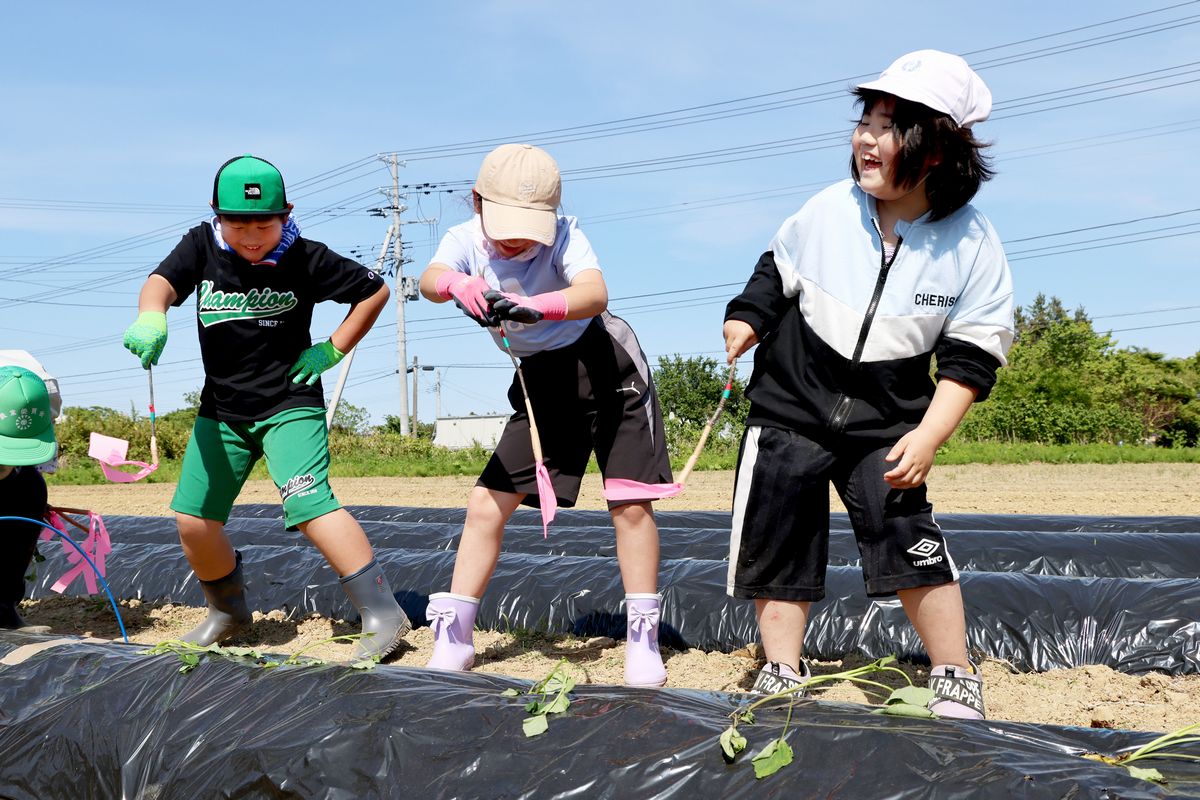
[197,280,298,327]
[280,473,317,502]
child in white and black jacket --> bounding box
[723,50,1015,718]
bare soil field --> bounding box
[27,463,1200,733]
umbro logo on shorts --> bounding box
[907,537,944,566]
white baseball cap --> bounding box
[474,143,562,246]
[856,50,992,128]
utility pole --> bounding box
[387,155,411,436]
[434,368,442,420]
[409,356,435,434]
[383,155,438,436]
[326,221,394,429]
[411,356,419,433]
[329,155,442,435]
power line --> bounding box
[374,6,1200,164]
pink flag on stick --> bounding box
[88,432,158,483]
[499,324,558,537]
[89,366,159,484]
[534,461,557,538]
[602,478,684,501]
[602,362,737,503]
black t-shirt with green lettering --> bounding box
[153,223,385,422]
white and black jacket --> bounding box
[726,179,1015,444]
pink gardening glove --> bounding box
[435,271,493,324]
[486,290,568,324]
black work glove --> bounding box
[484,290,544,324]
[455,297,500,328]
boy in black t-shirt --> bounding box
[123,154,411,661]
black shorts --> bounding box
[479,313,672,511]
[727,425,960,600]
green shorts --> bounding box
[171,406,340,528]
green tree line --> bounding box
[655,294,1199,455]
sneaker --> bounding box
[750,660,811,696]
[928,662,985,719]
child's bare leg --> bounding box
[427,487,522,671]
[897,581,970,667]
[611,501,659,594]
[899,581,985,718]
[612,501,667,686]
[297,508,374,577]
[176,513,235,579]
[755,598,811,671]
[449,486,524,597]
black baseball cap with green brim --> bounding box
[211,154,289,216]
[0,366,57,466]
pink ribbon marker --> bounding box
[88,431,158,483]
[602,477,684,502]
[41,510,112,595]
[603,364,736,503]
[534,461,557,537]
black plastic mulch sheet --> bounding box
[1,633,1197,800]
[233,503,1200,533]
[99,513,1200,579]
[29,509,1200,675]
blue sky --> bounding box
[3,2,1198,424]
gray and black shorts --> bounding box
[727,425,960,600]
[479,313,673,510]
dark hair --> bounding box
[216,213,289,223]
[849,88,994,221]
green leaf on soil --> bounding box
[751,737,793,779]
[523,714,549,738]
[500,688,521,697]
[719,726,747,762]
[874,686,937,718]
[544,693,570,714]
[1125,766,1166,784]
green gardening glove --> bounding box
[288,340,346,386]
[122,311,168,369]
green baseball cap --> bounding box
[0,366,57,466]
[211,154,289,216]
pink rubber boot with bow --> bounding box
[624,593,668,687]
[425,592,479,671]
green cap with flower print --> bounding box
[0,366,57,466]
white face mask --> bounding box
[507,244,541,262]
[484,238,541,262]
